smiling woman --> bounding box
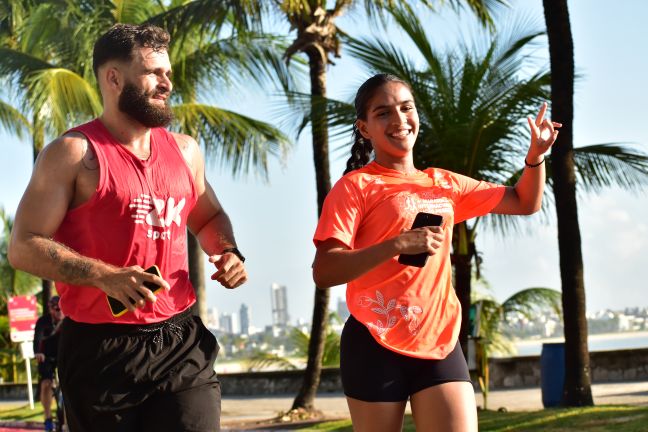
[311,73,561,432]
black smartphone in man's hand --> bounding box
[397,212,443,268]
[107,265,163,317]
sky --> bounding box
[1,0,647,330]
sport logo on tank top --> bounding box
[129,193,186,241]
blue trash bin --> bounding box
[540,342,565,407]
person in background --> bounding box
[312,73,560,431]
[33,296,64,432]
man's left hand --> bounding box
[209,253,248,289]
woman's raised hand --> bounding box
[527,102,562,157]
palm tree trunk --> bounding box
[188,231,207,323]
[452,223,472,359]
[454,255,471,359]
[543,0,593,406]
[32,118,53,308]
[291,49,331,412]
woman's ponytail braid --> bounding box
[344,125,373,175]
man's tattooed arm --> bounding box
[45,241,98,285]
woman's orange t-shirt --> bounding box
[313,162,505,359]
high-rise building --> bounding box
[271,283,289,328]
[239,304,250,336]
[231,312,240,335]
[206,307,220,330]
[219,313,233,334]
[337,298,350,321]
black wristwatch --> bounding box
[222,247,245,263]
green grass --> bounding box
[297,405,648,431]
[3,402,648,431]
[0,402,44,422]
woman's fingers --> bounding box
[535,102,548,126]
[527,116,539,139]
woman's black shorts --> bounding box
[340,315,471,402]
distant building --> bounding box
[240,304,250,336]
[336,298,350,321]
[206,307,220,330]
[219,313,233,334]
[271,283,290,328]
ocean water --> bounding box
[507,332,648,357]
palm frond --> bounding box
[503,287,562,320]
[273,91,354,141]
[244,351,298,372]
[171,33,299,101]
[145,0,262,39]
[0,97,30,139]
[343,33,420,88]
[111,0,164,24]
[0,48,54,81]
[448,0,507,29]
[172,103,291,178]
[26,68,102,135]
[573,143,648,193]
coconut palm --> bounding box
[297,7,648,362]
[542,0,594,407]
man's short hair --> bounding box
[93,23,170,78]
[49,296,60,306]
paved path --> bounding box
[2,381,647,430]
[220,380,648,428]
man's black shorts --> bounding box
[58,309,221,432]
[340,315,471,402]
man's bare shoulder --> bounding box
[170,131,202,176]
[170,131,199,152]
[39,132,88,162]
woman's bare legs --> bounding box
[346,397,407,432]
[409,381,477,432]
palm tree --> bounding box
[472,285,561,409]
[311,7,648,362]
[541,0,592,407]
[245,312,342,371]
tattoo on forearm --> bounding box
[47,243,93,284]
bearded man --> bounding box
[8,24,247,432]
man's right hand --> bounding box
[95,265,170,312]
[35,353,45,363]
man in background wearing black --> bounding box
[33,296,64,432]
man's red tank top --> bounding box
[53,119,198,324]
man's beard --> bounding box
[118,82,173,128]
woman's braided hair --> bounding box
[343,74,413,175]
